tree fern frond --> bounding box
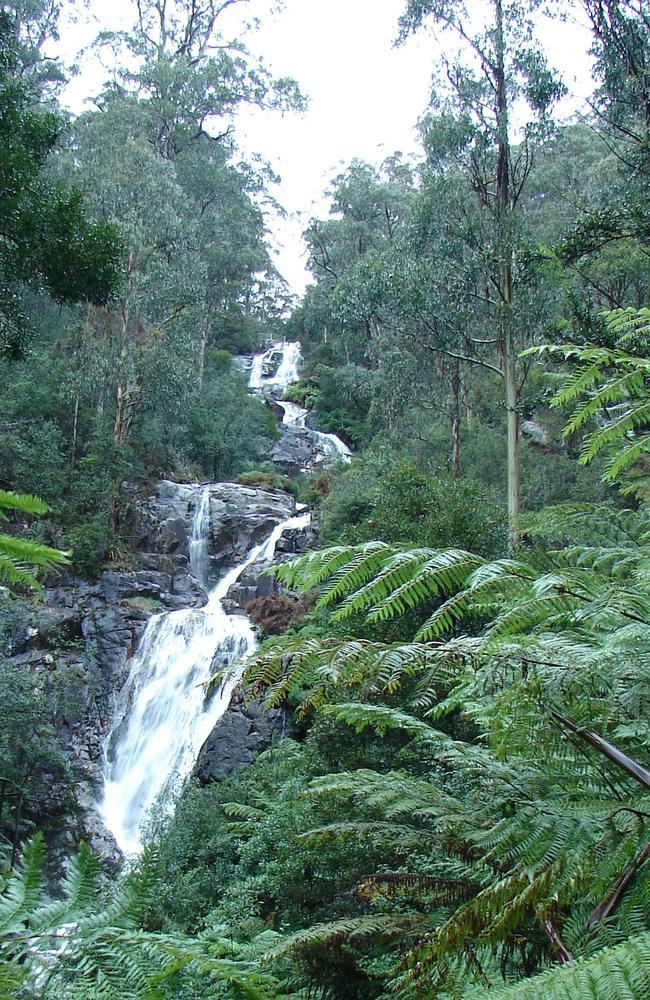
[0,490,50,517]
[30,842,102,932]
[264,914,426,959]
[466,931,650,999]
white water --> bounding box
[313,430,352,463]
[277,400,307,428]
[250,342,352,465]
[100,494,310,856]
[99,338,348,855]
[249,341,302,393]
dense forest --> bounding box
[3,0,650,996]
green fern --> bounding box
[0,489,69,590]
[0,836,297,999]
[236,322,650,996]
[526,308,650,494]
[465,930,650,998]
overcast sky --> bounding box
[59,0,595,296]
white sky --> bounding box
[58,0,595,296]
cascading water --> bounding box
[250,342,352,465]
[249,341,301,394]
[188,486,211,587]
[100,493,310,855]
[100,338,349,856]
[277,400,307,428]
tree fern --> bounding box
[0,836,296,999]
[464,930,650,999]
[526,308,650,494]
[238,329,650,996]
[0,489,68,590]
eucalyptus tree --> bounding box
[2,0,68,96]
[87,0,301,389]
[581,0,650,159]
[300,159,416,440]
[71,99,203,449]
[96,0,304,160]
[398,0,566,545]
[0,10,123,359]
[335,172,503,476]
[553,0,650,325]
[175,138,285,386]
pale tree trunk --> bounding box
[451,363,461,478]
[197,309,212,391]
[494,0,520,549]
[70,395,79,472]
[114,253,138,449]
[462,340,475,429]
[114,382,138,448]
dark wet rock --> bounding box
[195,688,285,782]
[133,480,297,580]
[10,480,306,864]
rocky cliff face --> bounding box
[13,481,312,862]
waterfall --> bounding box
[188,487,211,587]
[313,430,352,463]
[99,337,350,855]
[250,342,352,466]
[277,400,307,428]
[100,496,310,855]
[248,341,302,394]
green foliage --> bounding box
[240,392,650,995]
[0,12,122,357]
[469,932,650,999]
[236,471,299,497]
[323,458,506,556]
[183,371,274,482]
[529,308,650,495]
[0,489,68,590]
[0,834,295,1000]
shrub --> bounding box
[236,470,299,497]
[323,458,507,557]
[65,519,109,578]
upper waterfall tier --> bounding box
[248,341,302,394]
[246,341,352,470]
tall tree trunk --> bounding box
[69,394,79,472]
[114,253,136,449]
[114,381,137,448]
[494,0,520,548]
[462,341,475,429]
[451,363,461,477]
[197,309,211,391]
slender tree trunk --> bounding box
[197,311,210,391]
[196,306,212,392]
[494,0,520,548]
[462,341,475,429]
[114,382,137,448]
[114,254,136,449]
[70,394,79,471]
[451,363,461,477]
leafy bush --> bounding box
[64,519,109,578]
[323,458,507,557]
[235,470,298,496]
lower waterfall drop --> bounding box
[100,491,310,856]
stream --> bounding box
[99,341,348,855]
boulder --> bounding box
[195,688,285,781]
[521,419,551,448]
